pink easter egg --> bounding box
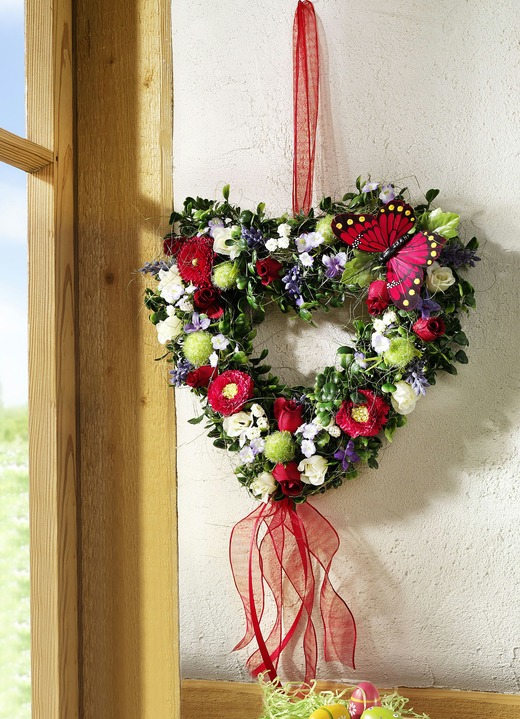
[348,682,382,719]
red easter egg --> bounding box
[348,682,381,719]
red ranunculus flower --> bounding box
[273,397,304,433]
[272,462,304,497]
[336,389,390,438]
[193,286,224,319]
[207,370,254,416]
[177,236,214,286]
[186,365,217,388]
[256,257,283,286]
[412,316,446,342]
[366,280,390,315]
[163,234,185,256]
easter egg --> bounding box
[348,682,381,719]
[308,704,350,719]
[361,709,399,719]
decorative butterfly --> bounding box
[331,201,446,310]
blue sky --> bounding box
[0,0,28,408]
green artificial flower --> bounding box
[316,214,337,244]
[183,331,213,367]
[383,336,421,369]
[212,261,239,290]
[264,431,296,464]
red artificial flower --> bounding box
[273,397,304,433]
[256,257,283,286]
[186,365,217,388]
[207,370,254,416]
[193,286,224,319]
[163,234,185,256]
[272,462,304,497]
[177,236,214,286]
[366,280,390,315]
[336,389,390,438]
[412,316,446,342]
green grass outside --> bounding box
[0,406,31,718]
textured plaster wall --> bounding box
[173,0,520,691]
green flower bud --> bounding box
[212,261,239,290]
[264,431,296,464]
[183,331,213,367]
[383,336,421,369]
[316,214,337,244]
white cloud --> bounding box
[0,181,27,247]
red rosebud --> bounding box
[273,397,304,433]
[177,236,214,286]
[412,316,446,342]
[336,389,390,438]
[366,280,390,315]
[163,234,185,256]
[207,370,254,416]
[186,365,217,388]
[272,462,304,497]
[193,286,224,319]
[255,257,283,286]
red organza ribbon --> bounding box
[292,0,319,215]
[230,499,356,683]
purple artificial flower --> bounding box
[295,232,323,253]
[322,252,347,279]
[440,243,481,269]
[362,180,379,193]
[416,292,441,320]
[405,360,430,396]
[379,184,396,204]
[282,264,303,305]
[241,225,264,249]
[354,351,367,368]
[250,437,266,455]
[334,440,360,470]
[168,358,192,387]
[208,218,225,238]
[139,260,172,276]
[184,312,211,333]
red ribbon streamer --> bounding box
[230,499,356,683]
[292,0,319,216]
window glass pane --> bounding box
[0,160,30,718]
[0,0,25,136]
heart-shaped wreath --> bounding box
[141,178,479,503]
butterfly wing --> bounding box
[386,231,446,310]
[331,202,416,254]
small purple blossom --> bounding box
[334,440,360,470]
[354,351,367,368]
[362,180,379,193]
[322,252,347,279]
[208,218,225,237]
[405,360,430,396]
[282,264,303,302]
[139,260,172,276]
[239,446,255,464]
[250,437,265,455]
[168,359,192,387]
[241,225,264,249]
[184,312,211,333]
[440,243,481,269]
[296,231,323,253]
[379,185,396,204]
[416,292,441,320]
[297,423,320,440]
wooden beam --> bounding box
[26,0,79,717]
[0,127,53,172]
[181,680,520,719]
[75,0,179,717]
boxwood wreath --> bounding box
[141,177,479,504]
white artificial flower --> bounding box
[426,262,456,293]
[176,296,193,312]
[277,236,290,249]
[185,283,197,294]
[246,426,261,440]
[327,424,341,438]
[372,318,386,333]
[256,417,269,430]
[296,423,320,440]
[382,310,397,326]
[306,231,324,248]
[250,471,277,502]
[371,331,391,354]
[301,439,316,458]
[223,411,253,437]
[156,306,183,344]
[298,455,328,486]
[265,238,279,252]
[239,446,255,464]
[212,225,240,259]
[209,352,219,368]
[250,403,266,418]
[277,223,291,238]
[157,265,184,303]
[391,380,419,415]
[299,252,314,267]
[212,334,230,350]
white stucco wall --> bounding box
[173,0,520,692]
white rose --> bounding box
[246,426,261,440]
[250,403,266,418]
[250,471,277,501]
[277,223,291,238]
[157,265,184,303]
[265,238,279,252]
[212,225,240,259]
[391,380,418,415]
[256,417,269,430]
[426,262,455,293]
[372,318,386,333]
[156,306,183,344]
[371,331,391,354]
[327,424,341,438]
[382,310,397,326]
[222,411,253,437]
[277,236,290,249]
[298,455,328,486]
